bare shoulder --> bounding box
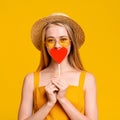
[84,72,97,90]
[85,72,96,81]
[22,72,34,90]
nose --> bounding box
[54,40,61,49]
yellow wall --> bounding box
[0,0,119,119]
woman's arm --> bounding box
[18,73,57,120]
[53,72,98,120]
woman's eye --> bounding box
[60,38,68,41]
[61,38,67,40]
[47,39,55,43]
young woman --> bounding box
[18,13,98,120]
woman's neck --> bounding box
[48,57,74,74]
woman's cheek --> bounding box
[46,43,54,49]
[60,41,70,48]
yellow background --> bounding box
[0,0,119,119]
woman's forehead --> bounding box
[45,24,68,37]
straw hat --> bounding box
[31,13,85,51]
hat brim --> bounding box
[31,15,85,51]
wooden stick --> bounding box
[58,64,60,78]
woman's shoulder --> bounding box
[22,72,35,90]
[85,71,96,80]
[84,71,97,90]
[24,72,34,82]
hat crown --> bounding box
[50,12,69,17]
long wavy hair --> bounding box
[36,22,85,72]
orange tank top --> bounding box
[33,71,86,120]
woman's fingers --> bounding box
[52,79,68,89]
[45,82,58,93]
[45,79,69,100]
[45,82,59,104]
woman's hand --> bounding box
[52,79,69,100]
[45,82,58,106]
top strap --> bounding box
[79,71,86,88]
[34,72,39,89]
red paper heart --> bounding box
[49,47,67,64]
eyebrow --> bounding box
[46,36,69,39]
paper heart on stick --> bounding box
[49,47,67,64]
